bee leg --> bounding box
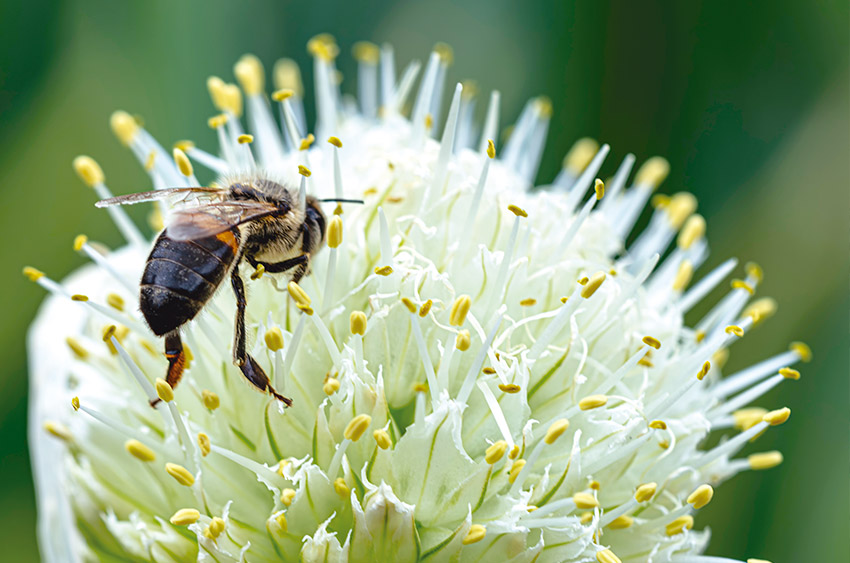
[247,254,309,275]
[150,330,185,408]
[231,270,293,407]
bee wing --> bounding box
[165,200,279,240]
[95,187,224,208]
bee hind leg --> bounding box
[150,330,185,408]
[231,269,293,407]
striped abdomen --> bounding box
[140,229,239,336]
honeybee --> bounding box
[97,177,360,407]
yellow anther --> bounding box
[790,341,812,362]
[533,96,553,117]
[712,347,730,370]
[323,378,340,395]
[596,549,622,563]
[169,508,200,526]
[287,281,311,307]
[299,134,315,151]
[651,194,671,209]
[744,297,777,326]
[280,488,296,506]
[498,383,521,394]
[608,516,634,530]
[581,511,594,525]
[424,113,434,130]
[484,440,508,464]
[333,477,350,498]
[125,439,156,462]
[733,407,768,431]
[580,271,606,298]
[731,279,755,295]
[433,42,454,64]
[573,492,599,509]
[277,459,290,477]
[419,299,433,317]
[401,297,417,314]
[508,444,520,460]
[482,367,497,375]
[745,261,764,283]
[208,114,228,129]
[202,390,220,410]
[72,156,105,187]
[544,419,570,445]
[485,139,496,159]
[594,178,605,200]
[272,88,294,102]
[413,383,429,394]
[526,505,538,512]
[747,560,772,563]
[589,480,601,490]
[275,512,288,532]
[688,484,714,509]
[334,203,343,215]
[649,420,667,430]
[297,164,312,177]
[665,515,694,535]
[197,433,211,457]
[677,214,706,249]
[250,263,265,281]
[562,137,599,174]
[344,414,372,441]
[23,266,44,282]
[352,41,379,64]
[155,378,174,403]
[44,421,72,441]
[65,337,88,359]
[697,360,711,381]
[172,147,193,177]
[519,298,537,307]
[204,516,226,540]
[110,110,139,145]
[763,407,790,426]
[579,394,608,410]
[73,234,88,252]
[462,524,486,545]
[638,352,653,368]
[748,451,783,470]
[635,482,657,502]
[71,294,88,302]
[350,311,367,336]
[666,193,698,229]
[165,462,195,486]
[642,336,661,350]
[507,204,528,218]
[449,295,472,326]
[673,259,694,291]
[234,53,264,96]
[725,325,744,337]
[635,156,670,189]
[144,151,157,171]
[105,293,125,311]
[695,329,706,343]
[265,327,284,351]
[373,429,392,450]
[307,33,339,61]
[327,137,343,150]
[237,134,254,145]
[374,265,393,276]
[508,459,526,483]
[455,329,471,351]
[779,367,800,380]
[273,57,303,96]
[173,140,194,152]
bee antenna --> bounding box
[321,198,365,205]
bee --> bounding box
[97,176,360,407]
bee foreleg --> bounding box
[246,253,309,275]
[230,270,293,407]
[150,330,185,408]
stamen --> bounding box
[43,421,72,442]
[322,216,342,312]
[170,508,200,526]
[564,144,610,213]
[485,440,508,464]
[428,83,463,203]
[478,91,501,155]
[125,439,156,462]
[279,313,307,389]
[678,258,738,313]
[165,462,196,486]
[596,549,622,563]
[476,381,516,450]
[353,42,380,118]
[373,429,392,450]
[462,524,486,545]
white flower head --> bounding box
[28,36,808,563]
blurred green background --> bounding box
[1,0,847,560]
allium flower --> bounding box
[28,36,808,563]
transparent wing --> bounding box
[95,187,224,208]
[165,200,279,240]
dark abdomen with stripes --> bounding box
[140,229,238,336]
